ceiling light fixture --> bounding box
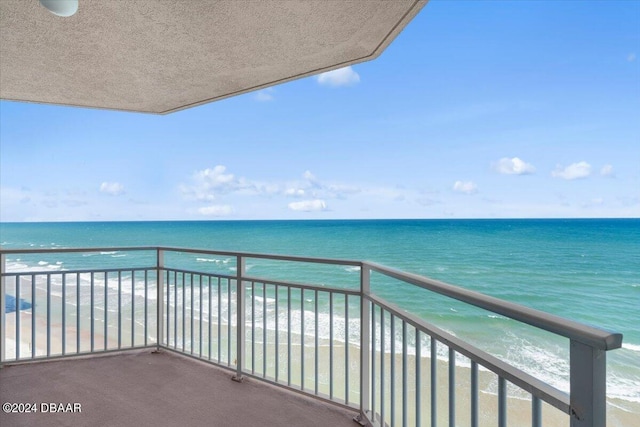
[40,0,78,17]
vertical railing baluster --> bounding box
[498,376,507,427]
[359,265,371,424]
[117,270,122,349]
[430,337,437,427]
[209,276,213,360]
[103,272,107,351]
[390,314,395,427]
[263,282,267,377]
[471,361,479,427]
[174,271,178,349]
[182,272,186,352]
[166,270,171,348]
[47,274,51,357]
[118,270,122,349]
[275,284,279,382]
[199,275,203,357]
[251,281,255,374]
[217,277,221,362]
[91,272,95,352]
[233,255,245,381]
[402,320,407,427]
[329,291,334,400]
[130,271,134,348]
[144,270,148,347]
[157,250,164,350]
[449,348,456,427]
[344,294,349,404]
[166,271,170,348]
[16,273,21,359]
[227,278,231,366]
[287,286,292,387]
[415,329,421,427]
[532,396,541,427]
[371,303,377,422]
[380,308,385,427]
[61,272,66,355]
[31,274,36,358]
[190,273,194,354]
[77,272,81,353]
[314,289,319,395]
[301,288,305,390]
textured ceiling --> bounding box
[0,0,426,114]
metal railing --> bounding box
[0,247,623,427]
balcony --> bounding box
[0,247,623,426]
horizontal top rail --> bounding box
[0,246,154,255]
[157,246,362,267]
[364,261,623,351]
[369,292,571,413]
[0,246,362,267]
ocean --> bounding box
[1,218,638,414]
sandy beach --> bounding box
[2,282,637,427]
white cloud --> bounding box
[181,165,252,201]
[628,53,637,62]
[551,162,592,180]
[197,205,233,216]
[316,66,360,87]
[255,88,274,101]
[100,182,124,196]
[452,181,478,194]
[288,199,327,212]
[493,157,536,175]
[600,164,615,177]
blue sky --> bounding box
[1,0,639,221]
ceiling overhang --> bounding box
[0,0,426,114]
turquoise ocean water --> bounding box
[1,219,638,407]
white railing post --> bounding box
[355,263,371,425]
[0,252,6,366]
[156,249,164,350]
[233,255,246,382]
[570,340,606,427]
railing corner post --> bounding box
[233,255,246,382]
[570,339,606,427]
[156,248,164,351]
[359,262,371,423]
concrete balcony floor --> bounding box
[0,350,357,427]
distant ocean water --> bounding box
[1,219,639,406]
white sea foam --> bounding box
[38,261,48,266]
[100,251,118,255]
[622,343,640,353]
